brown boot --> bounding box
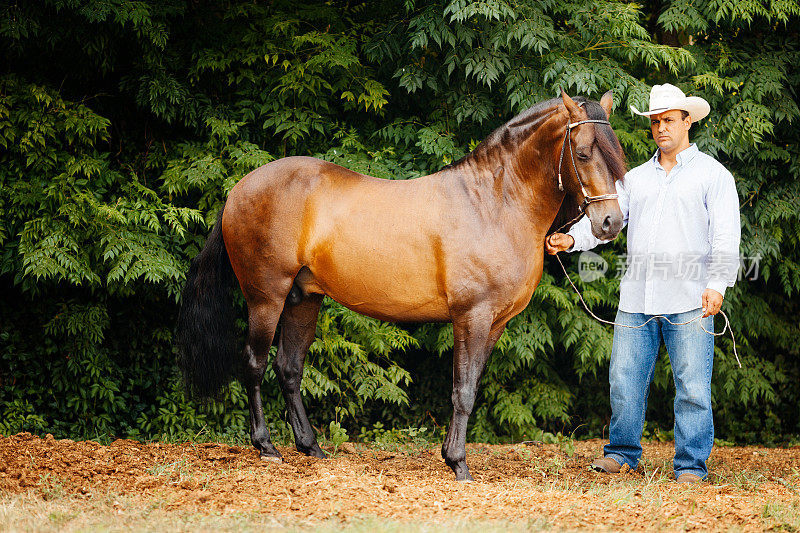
[676,472,703,483]
[591,456,622,473]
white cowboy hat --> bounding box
[630,83,710,121]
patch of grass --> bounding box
[709,468,766,491]
[47,510,78,527]
[533,455,567,477]
[637,457,672,484]
[146,456,194,480]
[0,492,560,533]
[38,473,67,501]
[762,501,800,532]
[776,467,800,494]
[304,517,555,532]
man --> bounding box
[546,83,741,483]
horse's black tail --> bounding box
[176,203,238,399]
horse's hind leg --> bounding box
[243,300,285,461]
[274,293,326,458]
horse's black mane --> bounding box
[438,98,554,172]
[441,96,626,183]
[573,97,627,182]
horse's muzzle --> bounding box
[591,212,623,241]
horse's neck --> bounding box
[439,153,564,242]
[436,107,566,237]
[504,115,569,237]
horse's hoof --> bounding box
[312,446,327,459]
[300,444,327,459]
[453,466,474,482]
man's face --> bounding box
[650,110,691,154]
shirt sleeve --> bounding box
[566,176,629,252]
[705,167,741,296]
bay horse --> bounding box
[176,91,625,481]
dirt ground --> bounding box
[1,432,798,531]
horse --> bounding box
[176,90,626,481]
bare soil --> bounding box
[1,433,798,531]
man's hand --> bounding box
[701,288,723,317]
[545,233,575,255]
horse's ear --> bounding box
[600,91,614,119]
[547,193,581,235]
[561,88,581,118]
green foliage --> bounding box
[303,300,415,420]
[1,0,798,446]
[326,421,349,454]
[357,423,442,452]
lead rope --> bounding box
[552,252,742,368]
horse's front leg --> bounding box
[442,313,506,481]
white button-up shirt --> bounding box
[567,143,741,315]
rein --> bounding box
[548,113,741,368]
[551,253,741,368]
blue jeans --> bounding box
[603,308,714,478]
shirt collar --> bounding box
[651,143,699,170]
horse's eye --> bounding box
[576,148,591,161]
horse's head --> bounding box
[555,90,625,241]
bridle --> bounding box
[553,106,619,233]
